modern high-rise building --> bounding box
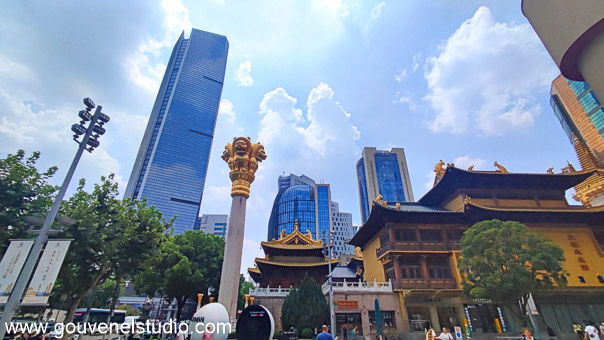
[277,173,315,191]
[551,75,604,164]
[522,1,604,102]
[124,29,229,234]
[268,174,355,256]
[195,214,228,237]
[356,147,414,223]
[331,202,355,256]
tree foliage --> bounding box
[281,273,328,332]
[53,174,171,332]
[0,150,58,255]
[237,274,255,310]
[134,230,224,321]
[457,219,566,324]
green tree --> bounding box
[134,230,224,321]
[281,273,328,333]
[0,150,58,255]
[53,174,171,332]
[457,219,566,325]
[237,274,255,310]
[116,304,142,316]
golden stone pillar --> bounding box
[217,137,266,322]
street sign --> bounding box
[454,326,463,340]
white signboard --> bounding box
[454,326,463,340]
[21,240,70,306]
[0,240,34,304]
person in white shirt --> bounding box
[439,327,453,340]
[585,322,600,340]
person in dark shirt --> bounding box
[317,325,334,340]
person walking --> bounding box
[341,324,348,340]
[585,321,600,340]
[522,327,536,340]
[317,325,334,340]
[425,322,436,340]
[439,327,453,340]
[575,322,585,340]
[351,326,359,340]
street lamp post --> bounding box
[323,231,335,337]
[0,98,109,338]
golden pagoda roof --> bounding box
[464,201,604,213]
[248,267,261,273]
[260,242,324,250]
[268,219,323,247]
[254,257,339,268]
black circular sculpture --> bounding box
[236,304,274,340]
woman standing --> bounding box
[522,327,537,340]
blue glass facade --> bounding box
[124,29,229,234]
[356,159,370,224]
[267,185,316,240]
[316,185,331,243]
[374,153,406,203]
[566,79,604,141]
[550,95,578,143]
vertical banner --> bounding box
[0,240,34,304]
[21,240,70,306]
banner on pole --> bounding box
[0,240,35,304]
[21,240,71,306]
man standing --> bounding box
[342,324,348,340]
[317,325,334,340]
[585,322,600,340]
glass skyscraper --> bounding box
[124,29,229,234]
[356,147,414,223]
[551,75,604,165]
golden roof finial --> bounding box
[547,166,554,174]
[434,160,446,177]
[375,194,387,207]
[294,219,299,231]
[464,195,472,205]
[280,228,285,239]
[396,202,401,210]
[355,247,363,257]
[467,165,474,171]
[561,161,576,173]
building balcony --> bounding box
[249,286,292,297]
[376,241,460,257]
[392,279,457,290]
[321,279,393,295]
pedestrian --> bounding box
[439,327,453,340]
[585,321,600,340]
[352,326,359,340]
[341,324,348,340]
[522,328,536,340]
[599,323,604,337]
[317,325,334,340]
[425,322,436,340]
[575,322,585,340]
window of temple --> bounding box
[428,257,452,279]
[394,229,417,242]
[420,229,442,242]
[399,256,422,279]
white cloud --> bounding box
[452,156,486,170]
[370,1,386,20]
[423,6,558,135]
[394,68,407,82]
[218,99,236,124]
[234,61,254,87]
[124,0,192,94]
[412,52,422,72]
[317,0,350,18]
[393,91,417,110]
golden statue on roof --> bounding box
[434,160,446,177]
[494,161,509,173]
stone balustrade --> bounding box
[249,286,292,297]
[321,279,393,295]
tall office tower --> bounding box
[194,214,229,237]
[356,147,414,223]
[523,1,604,101]
[277,173,315,191]
[124,29,229,234]
[551,75,604,164]
[330,202,355,256]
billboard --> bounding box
[21,240,70,306]
[0,240,34,304]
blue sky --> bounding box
[0,0,577,275]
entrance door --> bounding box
[336,313,362,336]
[437,306,459,331]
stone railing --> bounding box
[392,278,457,290]
[321,279,393,295]
[249,286,292,297]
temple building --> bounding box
[350,163,604,338]
[249,220,339,288]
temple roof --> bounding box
[419,166,595,206]
[464,201,604,224]
[254,257,339,268]
[260,219,325,255]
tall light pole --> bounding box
[323,231,335,337]
[0,98,109,338]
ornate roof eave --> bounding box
[419,166,596,206]
[260,241,324,250]
[274,220,323,246]
[254,257,339,268]
[464,201,604,214]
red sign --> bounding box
[337,301,358,308]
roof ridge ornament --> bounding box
[494,161,509,173]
